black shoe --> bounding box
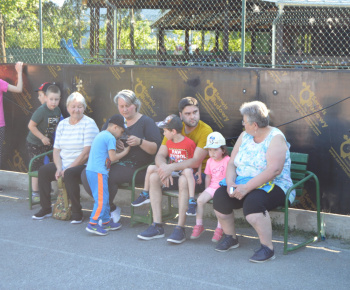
[167,226,186,244]
[138,223,165,240]
[0,187,3,193]
[32,208,52,220]
[186,199,197,216]
[215,234,239,252]
[71,216,84,224]
[131,192,150,207]
[249,244,275,263]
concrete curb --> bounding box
[1,169,349,240]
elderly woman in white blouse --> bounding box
[32,92,99,223]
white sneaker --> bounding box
[110,206,121,223]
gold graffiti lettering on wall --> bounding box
[74,77,93,114]
[297,190,316,211]
[12,88,33,115]
[329,134,350,178]
[195,80,230,129]
[109,67,125,80]
[48,65,61,78]
[268,71,288,84]
[176,69,189,82]
[7,150,27,172]
[289,82,328,136]
[134,78,157,117]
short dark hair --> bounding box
[178,97,199,113]
[46,84,61,97]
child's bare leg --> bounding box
[181,168,195,199]
[196,191,212,225]
[32,177,39,192]
[132,164,158,206]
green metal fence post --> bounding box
[240,0,246,68]
[39,0,43,64]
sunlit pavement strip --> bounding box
[1,193,343,254]
[0,194,25,200]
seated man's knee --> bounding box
[147,164,158,174]
[181,168,193,178]
[149,171,161,184]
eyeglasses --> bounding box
[242,120,248,126]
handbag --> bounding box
[52,177,72,220]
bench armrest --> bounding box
[28,150,53,173]
[130,162,154,188]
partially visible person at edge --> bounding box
[32,92,99,223]
[27,84,61,202]
[137,97,213,244]
[0,62,23,193]
[213,101,295,263]
[81,89,162,224]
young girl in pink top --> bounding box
[0,62,23,188]
[190,132,230,242]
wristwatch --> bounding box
[139,138,143,146]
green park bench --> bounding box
[130,148,321,254]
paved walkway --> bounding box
[0,188,349,289]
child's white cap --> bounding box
[204,132,226,149]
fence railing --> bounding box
[1,0,350,69]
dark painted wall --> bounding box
[1,64,349,214]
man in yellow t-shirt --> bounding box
[137,97,213,244]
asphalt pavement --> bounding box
[0,188,349,290]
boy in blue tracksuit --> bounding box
[85,115,130,236]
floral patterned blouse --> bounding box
[234,127,295,204]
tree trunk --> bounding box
[130,8,135,57]
[0,13,7,63]
[117,11,121,49]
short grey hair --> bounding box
[66,92,87,109]
[113,89,142,112]
[239,101,270,128]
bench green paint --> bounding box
[28,150,53,209]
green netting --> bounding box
[1,0,350,69]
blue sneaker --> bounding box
[249,244,275,263]
[167,226,186,244]
[215,234,239,252]
[103,220,122,231]
[137,223,164,240]
[131,192,150,207]
[86,223,108,236]
[186,199,197,216]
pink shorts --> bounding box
[204,187,218,198]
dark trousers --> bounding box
[81,163,146,212]
[38,162,85,218]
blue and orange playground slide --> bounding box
[60,39,84,64]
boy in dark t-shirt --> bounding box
[26,84,61,200]
[132,114,196,208]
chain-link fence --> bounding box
[1,0,350,69]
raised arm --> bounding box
[7,62,23,93]
[156,146,207,183]
[109,146,131,163]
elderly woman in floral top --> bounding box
[213,101,294,263]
